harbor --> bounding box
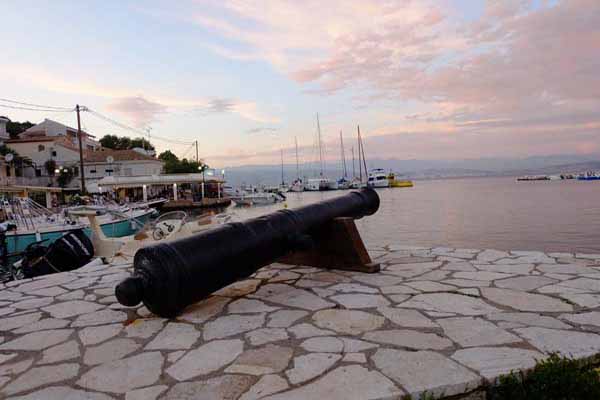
[1,245,599,398]
[1,0,600,398]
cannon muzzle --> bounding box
[116,188,380,317]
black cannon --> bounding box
[115,188,380,317]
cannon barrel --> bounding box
[115,188,380,317]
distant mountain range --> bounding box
[219,154,600,186]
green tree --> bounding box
[99,135,155,151]
[99,134,120,149]
[4,119,35,139]
[158,151,208,174]
[130,137,154,150]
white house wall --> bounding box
[6,141,81,168]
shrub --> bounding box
[488,353,600,400]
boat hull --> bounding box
[389,180,413,188]
[6,210,154,255]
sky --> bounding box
[1,0,599,168]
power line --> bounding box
[0,97,73,111]
[85,108,194,145]
[0,104,73,112]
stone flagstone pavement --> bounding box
[1,246,600,399]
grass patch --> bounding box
[488,353,600,400]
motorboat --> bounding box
[350,178,365,189]
[387,173,413,188]
[336,177,351,190]
[577,171,600,181]
[306,178,331,191]
[289,179,305,192]
[1,197,156,255]
[229,190,285,206]
[69,209,237,262]
[367,169,390,188]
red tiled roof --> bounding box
[84,149,161,163]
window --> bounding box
[105,169,114,175]
[73,167,79,177]
[51,151,57,157]
[90,169,97,174]
[38,145,45,152]
[35,168,42,177]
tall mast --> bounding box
[280,149,285,185]
[317,113,324,177]
[359,125,367,178]
[295,136,300,180]
[340,130,347,178]
[358,125,362,183]
[351,146,356,179]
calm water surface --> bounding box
[223,177,600,253]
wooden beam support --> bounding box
[278,217,380,273]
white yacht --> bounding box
[367,169,390,188]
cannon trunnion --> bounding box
[115,188,381,317]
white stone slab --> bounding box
[287,353,341,384]
[372,349,481,398]
[204,314,265,340]
[167,339,243,380]
[515,327,600,358]
[0,329,73,351]
[263,365,403,400]
[481,288,573,312]
[452,347,544,380]
[145,322,200,350]
[398,293,500,315]
[560,311,600,327]
[252,284,334,310]
[83,338,141,365]
[364,330,453,350]
[312,309,385,335]
[438,317,522,347]
[225,344,292,375]
[2,363,79,395]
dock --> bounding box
[1,246,600,398]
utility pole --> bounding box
[195,140,199,164]
[76,104,86,194]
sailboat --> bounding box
[350,125,367,189]
[278,149,289,193]
[289,137,305,192]
[306,113,333,191]
[336,130,350,190]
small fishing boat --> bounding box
[367,169,390,188]
[577,171,600,181]
[388,173,413,188]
